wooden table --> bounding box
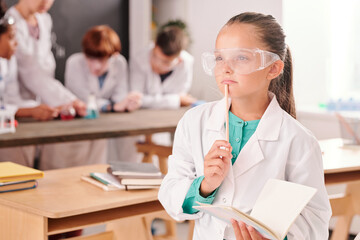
[0,164,165,240]
[0,108,188,148]
[320,139,360,240]
[321,138,360,184]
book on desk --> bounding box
[0,162,43,193]
[82,172,161,191]
[108,161,162,177]
[108,162,163,186]
[81,162,163,191]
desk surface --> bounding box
[0,108,188,148]
[0,164,159,218]
[321,138,360,174]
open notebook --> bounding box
[193,179,317,240]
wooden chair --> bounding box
[329,180,360,240]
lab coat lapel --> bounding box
[232,93,283,177]
[232,134,264,177]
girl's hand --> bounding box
[232,220,269,240]
[200,140,232,197]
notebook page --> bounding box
[250,179,317,239]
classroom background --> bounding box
[2,0,360,238]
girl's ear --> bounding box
[267,60,284,80]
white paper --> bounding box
[250,179,317,239]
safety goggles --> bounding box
[0,15,15,27]
[202,48,280,76]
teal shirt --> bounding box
[182,111,260,213]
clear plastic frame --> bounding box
[202,48,280,76]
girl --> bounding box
[158,12,331,240]
[65,25,141,164]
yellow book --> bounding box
[0,162,44,183]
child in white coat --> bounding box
[130,20,196,109]
[65,25,141,114]
[65,25,142,164]
[158,12,331,240]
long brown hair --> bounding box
[226,12,296,118]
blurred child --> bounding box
[65,25,141,113]
[130,20,196,109]
[65,25,142,164]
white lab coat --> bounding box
[8,7,76,107]
[7,8,106,169]
[130,44,194,109]
[0,57,38,109]
[8,7,55,77]
[64,53,141,164]
[158,93,331,240]
[65,53,129,107]
[0,57,37,167]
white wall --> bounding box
[129,0,152,58]
[283,1,331,108]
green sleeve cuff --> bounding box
[182,176,219,214]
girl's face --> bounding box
[85,57,110,77]
[215,23,275,99]
[23,0,55,14]
[0,26,17,60]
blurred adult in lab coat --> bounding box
[0,1,59,166]
[8,0,106,170]
[65,25,142,163]
[130,20,196,109]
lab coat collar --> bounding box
[205,92,284,142]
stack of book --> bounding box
[0,162,44,193]
[108,162,163,189]
[81,162,163,191]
